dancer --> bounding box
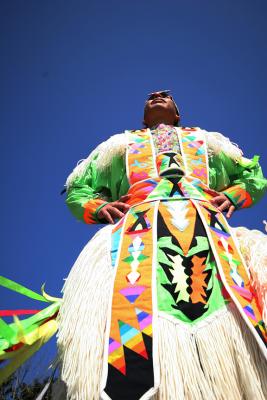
[57,90,267,400]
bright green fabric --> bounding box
[66,153,129,223]
[66,138,267,223]
[209,152,267,207]
[156,235,228,324]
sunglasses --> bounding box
[147,90,172,101]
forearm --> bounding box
[210,153,267,210]
[66,186,109,224]
[223,163,267,209]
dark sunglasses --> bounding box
[147,90,172,101]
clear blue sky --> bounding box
[1,0,267,373]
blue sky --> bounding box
[1,0,267,375]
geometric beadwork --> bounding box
[105,203,155,399]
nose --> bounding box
[153,92,164,98]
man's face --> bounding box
[143,91,179,127]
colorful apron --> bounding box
[101,127,267,400]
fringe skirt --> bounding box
[55,224,267,400]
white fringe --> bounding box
[65,129,244,189]
[56,224,114,400]
[204,130,243,160]
[154,305,267,400]
[55,225,267,400]
[233,226,267,326]
[65,134,127,189]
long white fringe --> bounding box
[233,226,267,326]
[55,225,267,400]
[55,225,114,400]
[204,130,243,160]
[65,134,127,189]
[155,306,267,400]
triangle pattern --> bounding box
[124,332,148,359]
[119,286,146,304]
[119,320,140,344]
[108,343,126,375]
[135,308,153,331]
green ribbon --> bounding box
[8,302,60,335]
[0,302,60,351]
[0,276,49,303]
[0,276,61,349]
[0,318,14,342]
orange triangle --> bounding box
[112,356,126,375]
[132,340,148,359]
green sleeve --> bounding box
[221,154,267,209]
[66,150,129,224]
